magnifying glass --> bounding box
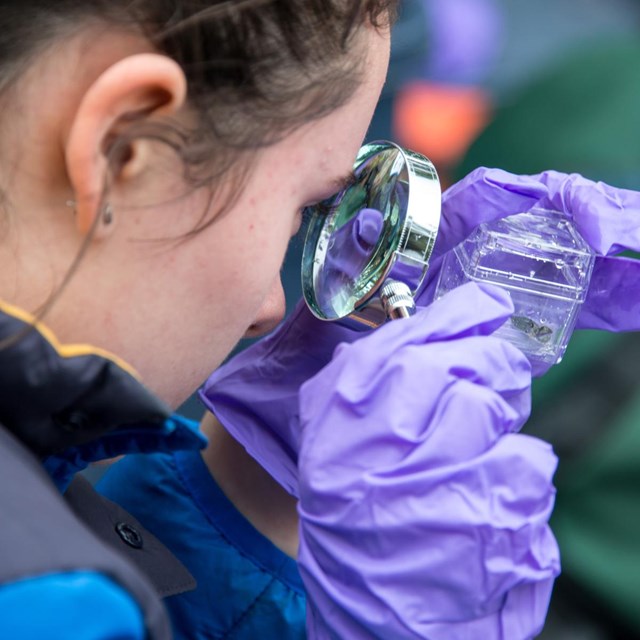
[301,141,442,329]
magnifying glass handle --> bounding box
[380,280,416,321]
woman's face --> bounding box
[49,26,391,407]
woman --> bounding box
[2,1,639,639]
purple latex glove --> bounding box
[200,167,640,495]
[297,282,559,639]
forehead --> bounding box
[282,31,390,200]
[242,25,389,206]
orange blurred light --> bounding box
[393,82,492,170]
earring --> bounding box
[102,203,113,225]
[65,200,113,225]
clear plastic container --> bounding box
[434,208,596,370]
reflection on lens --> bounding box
[315,208,384,317]
[301,141,440,326]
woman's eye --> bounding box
[305,170,359,218]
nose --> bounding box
[244,276,287,338]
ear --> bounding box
[65,53,187,235]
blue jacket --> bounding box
[99,449,306,639]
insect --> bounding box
[510,315,553,343]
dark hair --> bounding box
[0,1,397,208]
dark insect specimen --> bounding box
[510,316,554,343]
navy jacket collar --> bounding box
[0,301,206,490]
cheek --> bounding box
[189,209,291,316]
[162,177,297,337]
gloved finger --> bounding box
[433,167,548,259]
[412,280,516,341]
[407,373,530,466]
[338,282,516,363]
[298,434,559,635]
[533,170,640,255]
[202,297,355,393]
[299,335,531,483]
[577,255,640,331]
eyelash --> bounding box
[305,170,359,218]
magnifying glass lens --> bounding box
[303,147,411,320]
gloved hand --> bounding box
[297,283,559,639]
[200,167,640,495]
[426,168,640,331]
